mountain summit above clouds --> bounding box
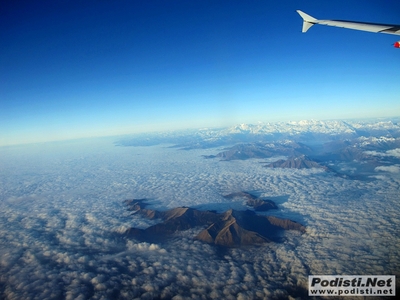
[223,191,278,211]
[221,120,358,136]
[203,141,313,160]
[195,209,305,247]
[116,118,400,149]
[265,155,327,170]
[124,198,305,247]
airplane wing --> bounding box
[296,10,400,48]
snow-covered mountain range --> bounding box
[116,118,400,180]
[199,119,400,138]
[117,118,400,148]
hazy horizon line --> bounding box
[1,115,399,148]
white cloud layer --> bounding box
[0,139,399,299]
[386,148,400,158]
[365,148,400,158]
[375,165,400,173]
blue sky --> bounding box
[1,0,399,145]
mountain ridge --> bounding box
[265,154,328,170]
[116,118,400,148]
[124,198,305,247]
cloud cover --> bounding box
[375,165,400,173]
[0,139,399,299]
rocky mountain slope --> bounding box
[204,141,313,161]
[265,155,327,170]
[124,199,305,247]
[223,191,278,211]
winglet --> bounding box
[296,10,317,33]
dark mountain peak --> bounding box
[196,214,270,247]
[124,199,305,247]
[265,155,326,170]
[123,199,148,210]
[210,141,313,161]
[195,209,306,246]
[162,207,190,221]
[266,216,306,233]
[123,199,162,219]
[223,191,278,211]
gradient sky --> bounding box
[1,0,400,146]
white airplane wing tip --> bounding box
[296,10,316,22]
[296,10,317,33]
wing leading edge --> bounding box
[296,10,400,48]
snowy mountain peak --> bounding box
[224,120,358,136]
